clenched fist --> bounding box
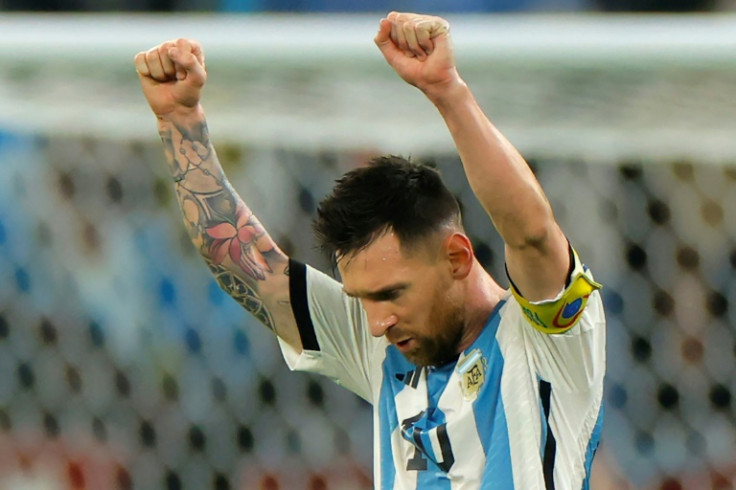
[374,12,462,96]
[135,38,207,120]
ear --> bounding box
[444,232,474,280]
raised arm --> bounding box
[374,12,570,302]
[135,38,303,351]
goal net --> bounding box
[0,12,735,489]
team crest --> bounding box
[457,349,487,401]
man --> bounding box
[135,11,606,489]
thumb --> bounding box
[414,18,450,56]
[429,26,451,55]
[168,40,206,86]
[172,50,187,81]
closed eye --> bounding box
[343,283,409,302]
[371,288,402,302]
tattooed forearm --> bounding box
[203,201,273,281]
[174,120,213,168]
[209,261,276,331]
[159,120,219,187]
[158,115,289,334]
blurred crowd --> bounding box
[0,0,733,13]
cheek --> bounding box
[430,284,459,324]
[408,287,448,333]
[396,294,429,328]
[400,272,452,327]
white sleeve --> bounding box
[505,245,606,392]
[276,259,384,403]
[523,290,606,393]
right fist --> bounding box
[135,38,206,119]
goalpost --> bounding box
[0,13,735,489]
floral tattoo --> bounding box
[159,121,280,330]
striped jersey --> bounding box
[278,254,606,489]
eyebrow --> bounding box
[343,283,409,300]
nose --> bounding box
[362,300,398,337]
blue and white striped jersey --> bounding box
[279,256,605,489]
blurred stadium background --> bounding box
[1,2,736,489]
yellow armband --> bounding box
[510,249,602,334]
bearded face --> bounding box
[339,230,468,367]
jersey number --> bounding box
[402,414,455,472]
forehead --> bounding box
[338,232,428,289]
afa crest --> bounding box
[457,349,487,401]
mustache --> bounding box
[386,328,415,343]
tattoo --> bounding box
[159,127,175,162]
[276,264,291,307]
[209,261,276,330]
[161,118,282,331]
[176,122,213,168]
[159,121,215,186]
[204,203,273,280]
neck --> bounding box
[457,259,506,353]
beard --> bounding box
[401,304,465,367]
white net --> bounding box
[1,13,736,489]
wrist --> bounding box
[422,77,471,110]
[155,104,206,129]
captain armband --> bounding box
[510,249,602,334]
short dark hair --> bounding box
[313,155,462,262]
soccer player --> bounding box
[135,11,606,489]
